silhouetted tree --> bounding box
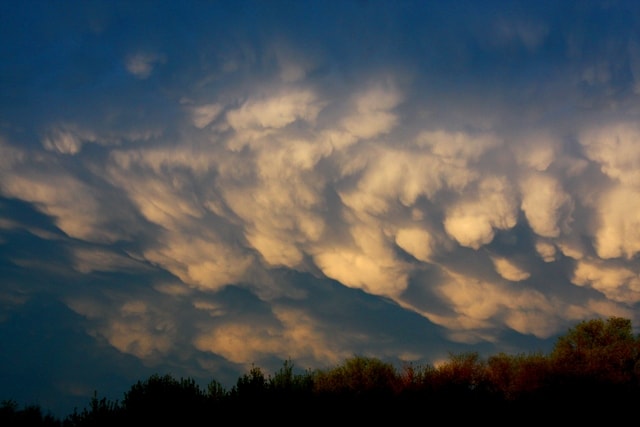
[1,400,60,427]
[121,374,208,425]
[230,364,267,400]
[551,317,640,385]
[268,359,314,396]
[312,355,398,398]
[432,352,488,397]
[206,378,227,403]
[63,391,121,427]
[486,351,551,401]
[8,316,640,424]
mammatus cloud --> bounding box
[520,172,573,239]
[572,258,640,304]
[3,0,640,417]
[491,256,530,282]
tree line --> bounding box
[3,316,640,425]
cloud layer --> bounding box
[2,0,640,417]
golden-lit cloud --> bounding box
[143,234,254,291]
[592,186,640,259]
[226,89,322,130]
[520,173,573,238]
[572,258,640,303]
[67,298,176,360]
[491,256,530,282]
[341,84,402,139]
[4,2,640,416]
[395,227,434,263]
[444,177,518,249]
[194,306,345,367]
[580,122,640,186]
[188,103,224,129]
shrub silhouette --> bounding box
[5,315,640,425]
[120,374,209,425]
[312,355,398,397]
[485,351,551,401]
[0,400,60,427]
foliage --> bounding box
[6,316,640,424]
[121,373,209,424]
[312,355,398,397]
[550,316,639,384]
[62,391,121,427]
[0,399,60,427]
[486,351,552,400]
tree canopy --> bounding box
[3,316,640,426]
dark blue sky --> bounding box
[2,0,640,417]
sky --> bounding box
[2,0,640,417]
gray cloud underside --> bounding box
[2,0,640,416]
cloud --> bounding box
[71,247,149,274]
[535,239,558,262]
[444,177,518,249]
[125,52,166,79]
[194,306,345,366]
[572,258,640,304]
[520,173,573,238]
[69,297,177,360]
[0,148,119,242]
[4,0,640,417]
[593,186,640,260]
[340,83,402,139]
[580,122,640,186]
[226,89,323,130]
[491,256,531,282]
[428,269,553,342]
[42,126,97,155]
[188,103,224,129]
[143,234,254,291]
[395,227,434,263]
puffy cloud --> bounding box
[520,173,573,238]
[188,103,224,129]
[535,239,557,262]
[314,249,408,297]
[194,307,344,366]
[511,131,557,171]
[226,89,323,130]
[491,256,530,282]
[313,222,410,297]
[8,1,640,418]
[0,156,120,242]
[395,227,434,263]
[104,309,176,358]
[580,122,640,186]
[143,234,253,291]
[572,258,640,304]
[67,298,176,360]
[337,130,494,217]
[593,186,640,259]
[430,269,558,341]
[220,139,329,268]
[415,129,501,167]
[444,176,518,249]
[337,148,451,214]
[340,84,402,139]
